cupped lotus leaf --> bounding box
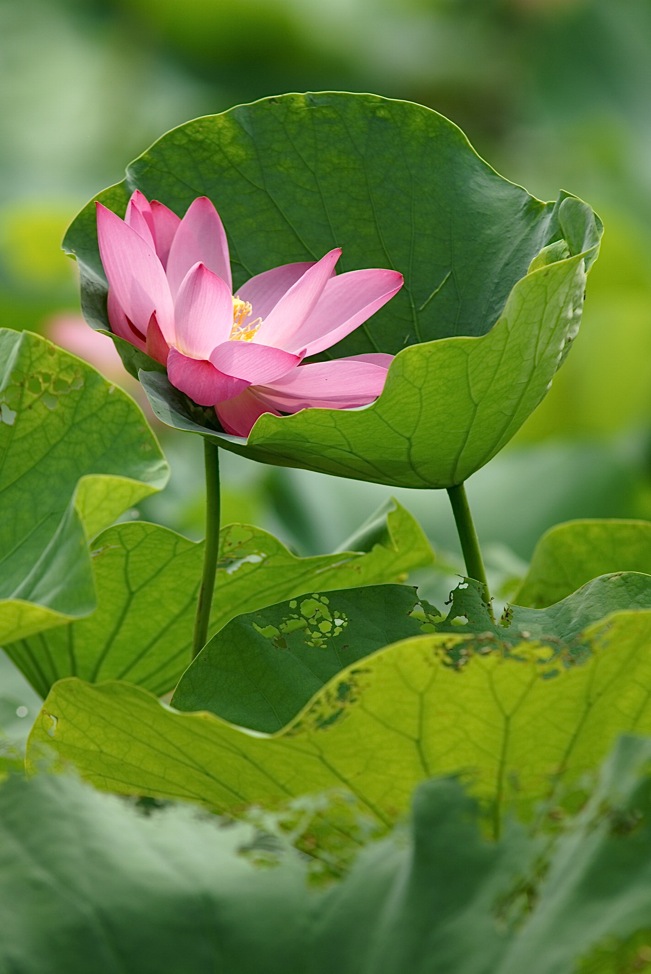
[27,606,651,833]
[139,244,590,487]
[0,329,167,646]
[5,502,432,698]
[64,92,601,487]
[514,519,651,608]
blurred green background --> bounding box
[2,0,651,581]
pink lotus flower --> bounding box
[96,191,403,436]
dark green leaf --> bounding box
[10,738,651,972]
[441,570,651,646]
[65,95,599,352]
[172,584,429,731]
[315,735,651,974]
[0,773,308,974]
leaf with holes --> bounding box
[27,605,651,834]
[172,584,430,732]
[172,571,651,732]
[64,92,601,487]
[439,570,651,644]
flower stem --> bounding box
[192,439,221,659]
[446,481,493,620]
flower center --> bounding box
[230,296,262,342]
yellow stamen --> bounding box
[230,296,262,342]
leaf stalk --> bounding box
[192,439,221,659]
[446,481,493,621]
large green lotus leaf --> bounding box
[0,772,308,974]
[8,748,651,974]
[172,572,651,733]
[514,519,651,608]
[8,741,651,973]
[27,606,651,833]
[64,92,601,487]
[0,329,167,646]
[5,502,432,698]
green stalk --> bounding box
[446,481,493,620]
[192,439,221,659]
